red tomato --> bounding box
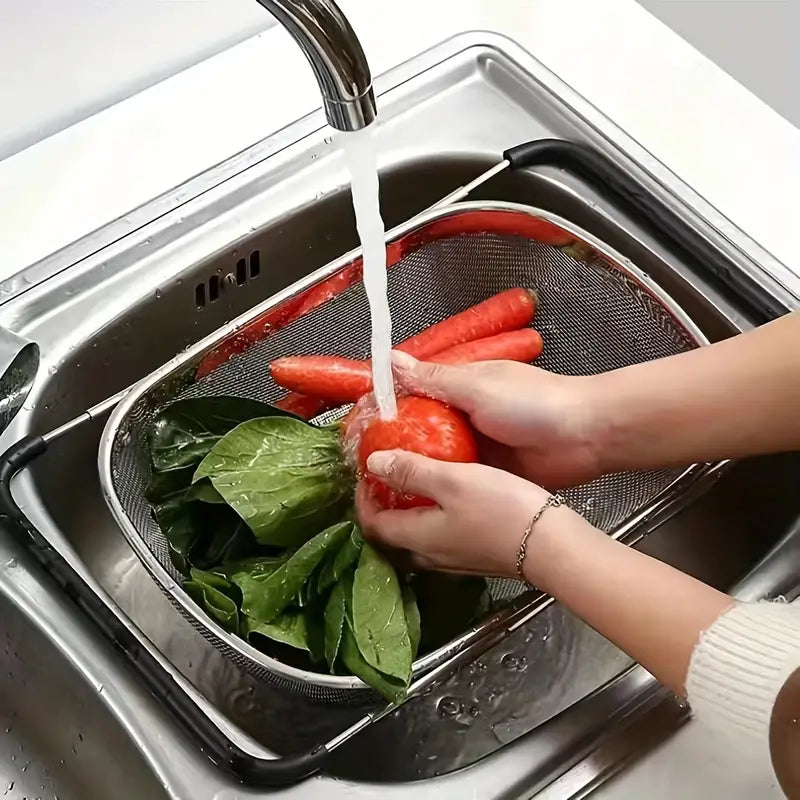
[355,396,478,509]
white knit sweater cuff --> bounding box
[686,599,800,772]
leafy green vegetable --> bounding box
[317,525,363,594]
[351,543,413,683]
[324,582,347,669]
[146,394,492,701]
[194,417,352,547]
[184,568,240,634]
[192,516,258,571]
[213,555,287,580]
[146,415,256,575]
[149,459,257,575]
[402,585,421,660]
[233,521,353,623]
[150,396,293,471]
[339,625,406,704]
[247,608,324,663]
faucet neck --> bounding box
[255,0,377,131]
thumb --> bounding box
[366,449,458,501]
[391,351,479,411]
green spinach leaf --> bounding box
[147,458,237,575]
[153,494,257,576]
[214,555,286,580]
[150,396,294,471]
[146,468,223,506]
[351,543,412,683]
[324,582,347,669]
[317,525,363,595]
[247,609,324,663]
[339,625,406,704]
[191,515,256,571]
[184,568,240,634]
[402,585,421,660]
[194,417,352,547]
[233,521,353,623]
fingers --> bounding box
[366,449,460,500]
[391,351,481,411]
[355,481,442,556]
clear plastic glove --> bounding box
[356,449,588,578]
[390,351,603,489]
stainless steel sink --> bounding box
[0,536,170,800]
[0,33,797,799]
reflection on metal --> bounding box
[253,0,376,131]
[0,328,37,434]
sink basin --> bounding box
[0,537,170,800]
[0,34,797,799]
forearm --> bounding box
[589,310,800,473]
[525,510,733,695]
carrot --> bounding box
[430,328,543,365]
[270,288,539,415]
[270,328,543,404]
[274,392,329,418]
[396,288,537,359]
[271,357,372,405]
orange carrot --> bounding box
[274,393,329,418]
[430,328,543,365]
[396,288,537,359]
[271,357,372,405]
[270,328,543,405]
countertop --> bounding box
[1,0,798,797]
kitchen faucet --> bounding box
[254,0,376,131]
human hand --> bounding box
[357,449,589,579]
[390,351,604,489]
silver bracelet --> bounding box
[516,493,566,584]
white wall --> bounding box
[0,0,273,159]
[639,0,799,127]
[1,0,797,161]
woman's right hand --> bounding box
[390,351,606,489]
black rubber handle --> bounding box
[502,139,784,324]
[0,435,331,786]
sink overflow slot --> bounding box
[195,249,261,308]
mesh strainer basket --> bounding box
[99,200,710,703]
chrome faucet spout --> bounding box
[254,0,377,131]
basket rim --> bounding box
[98,199,711,693]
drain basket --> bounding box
[100,200,709,703]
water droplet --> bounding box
[324,136,333,145]
[154,289,162,299]
[437,696,461,718]
[5,559,16,569]
[501,653,519,670]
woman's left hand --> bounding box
[356,449,583,578]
